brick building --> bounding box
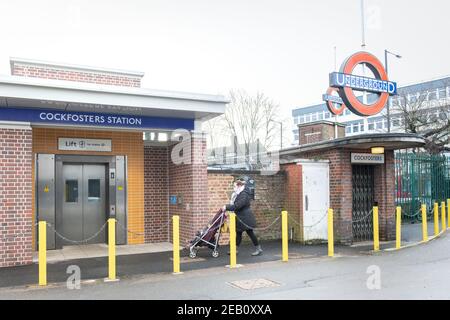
[0,57,228,267]
[280,121,426,244]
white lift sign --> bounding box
[58,138,112,152]
[351,153,385,165]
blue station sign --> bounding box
[0,107,195,131]
[329,72,397,95]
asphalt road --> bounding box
[0,232,448,300]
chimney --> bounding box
[298,120,345,146]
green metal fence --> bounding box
[395,152,450,221]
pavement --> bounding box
[32,242,174,263]
[0,221,446,296]
[0,229,448,300]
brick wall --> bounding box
[284,164,303,241]
[374,150,396,240]
[144,146,169,243]
[11,62,141,87]
[0,127,33,267]
[207,171,286,244]
[168,134,210,246]
[32,128,145,245]
[298,122,345,146]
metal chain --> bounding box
[352,209,374,224]
[401,208,422,218]
[288,211,328,229]
[235,214,281,232]
[116,219,170,238]
[46,222,107,244]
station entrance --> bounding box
[61,164,107,245]
[37,154,128,249]
[352,165,375,242]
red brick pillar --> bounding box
[374,150,396,241]
[144,146,169,243]
[329,150,353,245]
[283,164,304,242]
[0,125,33,267]
[168,131,208,245]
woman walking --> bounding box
[223,176,263,256]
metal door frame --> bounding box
[55,155,116,249]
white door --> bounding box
[302,162,330,241]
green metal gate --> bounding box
[395,152,450,220]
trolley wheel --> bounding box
[189,249,197,259]
[212,250,219,258]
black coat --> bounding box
[226,188,257,232]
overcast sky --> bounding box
[0,0,449,122]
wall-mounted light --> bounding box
[371,147,385,154]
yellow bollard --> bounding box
[38,221,47,286]
[396,207,401,250]
[447,199,450,229]
[441,202,446,233]
[108,218,116,281]
[172,215,181,274]
[281,211,288,262]
[328,209,334,257]
[434,203,439,236]
[373,207,380,252]
[229,213,237,268]
[421,204,428,242]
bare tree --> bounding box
[203,89,283,165]
[223,89,281,150]
[390,80,450,154]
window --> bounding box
[88,179,101,201]
[158,132,168,142]
[65,180,78,203]
[305,114,311,122]
[299,116,305,124]
[438,88,447,99]
[368,122,375,131]
[311,113,317,121]
[346,126,351,134]
[353,123,359,133]
[360,123,365,132]
[376,121,383,130]
[318,112,324,120]
[428,91,437,101]
[294,117,299,125]
[324,112,331,119]
[392,119,400,127]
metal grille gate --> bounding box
[352,165,375,241]
[395,152,450,221]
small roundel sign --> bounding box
[323,51,397,117]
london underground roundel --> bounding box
[324,51,397,117]
[323,87,346,116]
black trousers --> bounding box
[236,229,259,247]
